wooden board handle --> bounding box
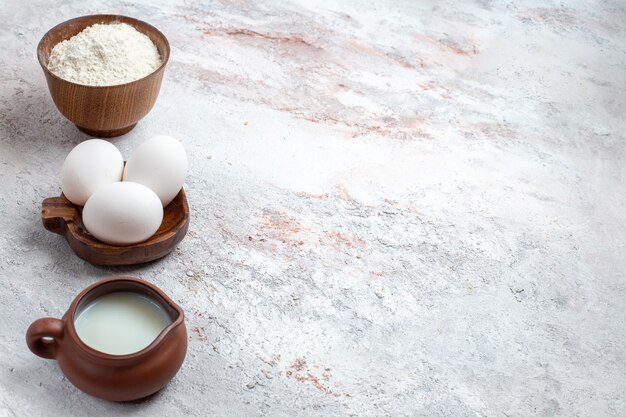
[42,196,79,235]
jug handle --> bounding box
[26,318,64,359]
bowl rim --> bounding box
[37,14,171,89]
[67,276,185,365]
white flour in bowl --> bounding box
[47,22,162,86]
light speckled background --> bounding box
[1,0,625,416]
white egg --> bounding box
[61,139,124,206]
[82,182,163,246]
[122,135,188,207]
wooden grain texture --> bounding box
[41,189,189,266]
[37,15,170,137]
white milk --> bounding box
[74,291,172,355]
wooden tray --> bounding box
[42,188,189,266]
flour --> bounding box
[47,23,162,86]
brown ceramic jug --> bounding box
[26,276,187,401]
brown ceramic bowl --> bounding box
[26,276,188,401]
[37,15,170,137]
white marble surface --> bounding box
[1,0,625,416]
